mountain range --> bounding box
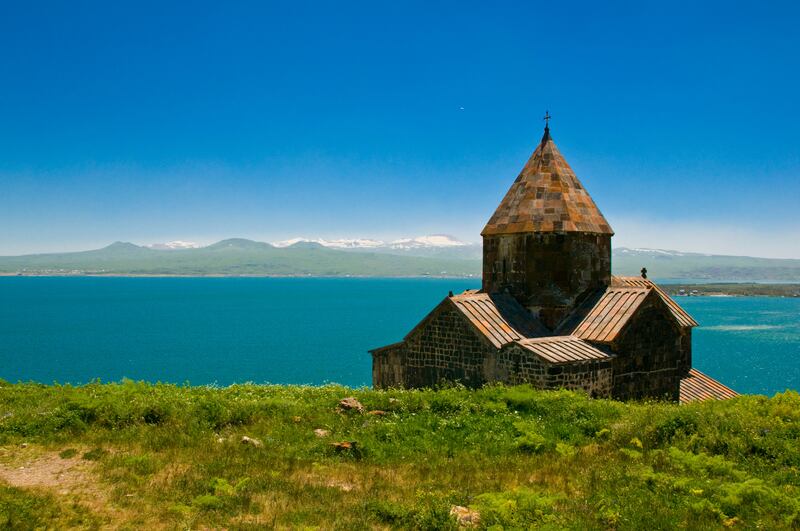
[0,238,479,277]
[1,236,799,281]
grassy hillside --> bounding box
[1,382,799,529]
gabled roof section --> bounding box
[680,369,738,403]
[482,127,613,236]
[513,336,611,365]
[368,341,405,355]
[571,287,651,343]
[613,276,698,327]
[449,291,549,349]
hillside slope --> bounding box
[0,239,479,277]
[613,248,800,281]
[0,382,798,529]
[2,240,799,281]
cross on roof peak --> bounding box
[541,110,552,142]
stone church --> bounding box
[371,123,737,402]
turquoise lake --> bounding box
[0,277,798,395]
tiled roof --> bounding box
[368,341,405,354]
[571,287,650,343]
[680,369,738,403]
[514,336,611,364]
[482,128,613,236]
[449,291,548,348]
[613,276,698,327]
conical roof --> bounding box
[482,128,613,236]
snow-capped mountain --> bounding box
[387,235,470,249]
[615,247,710,258]
[272,234,471,250]
[271,234,481,259]
[272,237,385,249]
[146,240,201,250]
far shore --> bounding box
[1,273,799,297]
[0,272,479,280]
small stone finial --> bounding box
[641,267,648,279]
[541,110,552,142]
[448,290,454,297]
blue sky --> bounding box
[1,1,798,258]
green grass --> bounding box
[1,380,799,529]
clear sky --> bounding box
[1,1,798,258]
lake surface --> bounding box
[1,277,798,395]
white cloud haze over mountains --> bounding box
[607,217,800,260]
[142,235,473,252]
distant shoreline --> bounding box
[662,283,800,298]
[1,273,798,297]
[0,272,479,279]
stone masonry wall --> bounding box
[489,345,547,388]
[493,344,612,397]
[372,343,407,388]
[610,297,684,401]
[482,232,611,329]
[542,359,613,398]
[677,328,692,377]
[400,303,496,388]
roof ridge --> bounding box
[516,335,581,344]
[448,291,549,348]
[571,286,653,343]
[450,290,488,300]
[611,276,698,327]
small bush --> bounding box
[475,488,562,527]
[82,447,107,461]
[121,454,159,476]
[654,411,698,443]
[59,448,78,459]
[192,494,224,511]
[513,421,553,454]
[366,499,410,524]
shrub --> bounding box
[82,447,107,461]
[192,494,224,511]
[513,421,551,454]
[475,488,562,527]
[121,454,159,476]
[59,448,78,459]
[366,499,410,524]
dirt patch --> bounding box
[0,450,92,493]
[0,445,163,529]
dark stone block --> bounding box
[482,232,611,329]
